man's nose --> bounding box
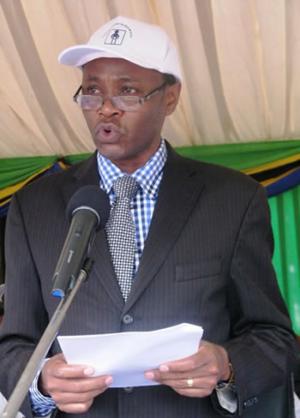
[97,97,122,117]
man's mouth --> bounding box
[95,123,125,142]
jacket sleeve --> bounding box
[0,194,50,418]
[223,185,297,415]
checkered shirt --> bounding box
[98,140,167,273]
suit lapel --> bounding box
[91,229,125,309]
[60,153,124,310]
[60,152,99,205]
[125,149,205,312]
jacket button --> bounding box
[243,397,258,408]
[122,314,133,324]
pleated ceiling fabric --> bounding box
[1,0,300,157]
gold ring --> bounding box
[187,378,194,387]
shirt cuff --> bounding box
[29,360,56,417]
[215,384,238,413]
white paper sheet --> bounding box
[295,393,300,418]
[58,323,203,387]
[0,392,25,418]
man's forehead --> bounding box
[84,74,133,82]
[82,58,163,81]
[82,74,143,85]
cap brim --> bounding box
[58,44,182,82]
[58,45,124,67]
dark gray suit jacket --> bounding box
[0,146,296,417]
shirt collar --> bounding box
[97,140,167,199]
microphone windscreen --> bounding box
[66,185,110,230]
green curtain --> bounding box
[177,139,300,171]
[0,156,58,189]
[1,139,300,188]
[269,185,300,334]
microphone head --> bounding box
[66,185,110,230]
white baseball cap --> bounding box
[58,16,182,81]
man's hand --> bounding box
[39,353,113,414]
[144,340,231,398]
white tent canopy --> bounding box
[1,0,300,157]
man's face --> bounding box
[81,58,181,173]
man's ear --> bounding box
[164,82,181,116]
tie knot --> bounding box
[113,175,139,200]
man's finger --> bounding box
[52,364,96,379]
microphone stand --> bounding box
[1,259,94,418]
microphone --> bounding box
[52,185,110,298]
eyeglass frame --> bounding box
[72,81,168,112]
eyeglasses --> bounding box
[73,81,167,112]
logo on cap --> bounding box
[105,29,126,45]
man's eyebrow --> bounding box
[85,75,100,82]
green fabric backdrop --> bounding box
[270,185,300,333]
[1,139,300,188]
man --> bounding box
[0,16,296,418]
